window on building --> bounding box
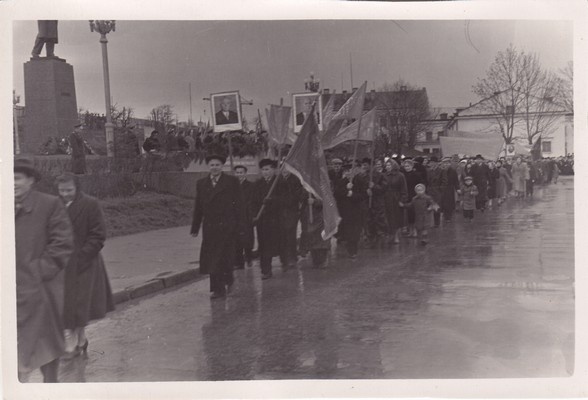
[432,148,440,154]
[423,148,431,154]
[426,132,433,142]
[542,141,552,153]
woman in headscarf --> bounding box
[55,173,114,357]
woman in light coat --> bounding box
[510,156,529,198]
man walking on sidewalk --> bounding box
[191,154,245,299]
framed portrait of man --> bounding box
[211,91,242,132]
[292,92,323,133]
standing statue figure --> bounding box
[32,20,58,58]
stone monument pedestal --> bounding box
[23,57,78,154]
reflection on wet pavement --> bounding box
[28,179,574,382]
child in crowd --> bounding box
[458,175,479,222]
[400,183,439,245]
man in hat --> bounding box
[233,165,254,269]
[14,157,74,382]
[69,124,86,175]
[334,163,369,258]
[252,158,282,279]
[426,156,447,227]
[470,154,490,211]
[191,154,245,298]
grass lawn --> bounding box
[101,192,193,238]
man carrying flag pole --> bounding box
[282,104,341,267]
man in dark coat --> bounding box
[440,157,460,223]
[234,165,255,269]
[32,20,58,58]
[470,154,490,211]
[277,168,302,269]
[143,130,162,153]
[365,158,388,247]
[191,155,245,298]
[56,173,114,357]
[14,158,74,382]
[334,164,369,258]
[252,158,282,279]
[426,156,447,227]
[69,124,87,175]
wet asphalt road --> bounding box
[49,179,574,382]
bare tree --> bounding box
[110,103,135,128]
[518,54,563,144]
[473,45,529,144]
[558,60,573,113]
[149,104,175,130]
[377,79,435,152]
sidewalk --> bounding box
[102,225,204,304]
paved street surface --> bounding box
[38,178,575,381]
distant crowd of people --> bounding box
[189,151,570,299]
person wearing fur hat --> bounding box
[399,183,439,245]
[14,157,74,382]
[457,175,479,221]
[191,154,245,298]
[251,158,282,279]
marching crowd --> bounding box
[190,152,566,299]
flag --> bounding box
[322,107,377,150]
[283,111,341,240]
[265,104,291,146]
[330,81,367,122]
[531,136,542,161]
[321,90,338,133]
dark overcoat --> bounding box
[487,168,500,199]
[191,173,244,275]
[334,174,368,243]
[402,169,425,200]
[383,171,408,232]
[470,163,490,201]
[63,192,114,329]
[38,21,58,42]
[277,174,302,230]
[15,190,73,371]
[251,176,282,257]
[427,167,447,204]
[300,196,331,251]
[239,179,255,250]
[441,167,460,212]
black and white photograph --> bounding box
[1,1,587,399]
[293,92,323,132]
[211,91,242,132]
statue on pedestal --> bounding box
[31,20,58,59]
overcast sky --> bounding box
[12,19,572,123]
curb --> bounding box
[112,268,205,305]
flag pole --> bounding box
[308,193,314,223]
[228,131,234,172]
[255,101,314,222]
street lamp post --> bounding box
[13,90,21,155]
[90,20,116,157]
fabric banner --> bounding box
[331,81,367,122]
[440,136,504,160]
[283,112,341,240]
[322,107,377,150]
[265,104,292,146]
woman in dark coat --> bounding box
[470,155,490,211]
[486,161,500,207]
[426,157,447,227]
[383,159,408,244]
[191,155,245,296]
[365,159,389,248]
[14,158,74,382]
[56,173,114,356]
